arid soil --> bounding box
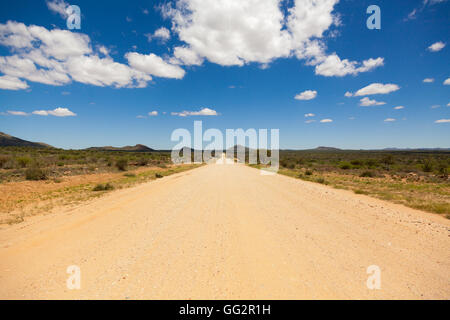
[0,163,449,299]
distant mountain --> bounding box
[313,146,342,151]
[0,132,53,148]
[86,144,155,152]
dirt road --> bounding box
[0,163,449,299]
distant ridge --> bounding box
[86,144,155,152]
[0,132,53,148]
[313,146,341,151]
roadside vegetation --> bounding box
[0,146,201,225]
[250,149,450,217]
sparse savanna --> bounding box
[1,0,449,303]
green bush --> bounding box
[115,159,128,171]
[422,160,433,173]
[92,183,114,191]
[305,170,313,176]
[339,162,351,170]
[0,156,9,168]
[316,177,327,184]
[155,173,163,178]
[360,171,375,178]
[25,167,47,181]
[16,157,31,168]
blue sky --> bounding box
[0,0,449,149]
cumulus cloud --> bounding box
[148,111,158,116]
[444,78,450,85]
[304,113,315,117]
[352,83,400,96]
[435,119,450,123]
[344,91,353,97]
[314,55,383,77]
[423,78,434,83]
[320,119,333,123]
[359,97,386,107]
[163,0,383,76]
[0,75,29,90]
[394,106,405,110]
[0,21,183,90]
[384,118,396,122]
[171,107,218,117]
[305,119,316,123]
[428,41,446,52]
[126,52,185,79]
[32,107,76,117]
[153,27,171,41]
[295,90,317,100]
[171,46,203,66]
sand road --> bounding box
[0,163,449,299]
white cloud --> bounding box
[431,105,440,109]
[423,78,434,83]
[142,9,149,15]
[435,119,450,123]
[305,119,316,123]
[171,46,203,66]
[295,90,317,100]
[428,41,445,52]
[344,91,353,97]
[153,27,171,41]
[353,83,400,96]
[171,107,218,117]
[320,119,333,123]
[444,78,450,85]
[447,102,450,107]
[136,115,146,119]
[0,75,29,90]
[163,0,382,76]
[33,107,76,117]
[359,97,386,107]
[126,52,185,79]
[7,110,28,116]
[394,106,405,110]
[384,118,396,122]
[148,111,158,116]
[304,113,315,117]
[0,21,183,90]
[313,55,383,77]
[46,0,69,18]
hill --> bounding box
[0,132,52,148]
[86,144,155,152]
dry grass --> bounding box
[0,163,202,225]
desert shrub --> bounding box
[25,167,47,181]
[155,173,163,178]
[360,170,375,178]
[57,161,64,167]
[365,159,378,168]
[305,170,313,176]
[350,160,363,166]
[382,155,395,166]
[316,177,327,184]
[422,160,433,173]
[0,156,9,168]
[124,173,136,177]
[115,159,128,171]
[137,158,149,166]
[16,156,31,168]
[92,183,114,191]
[339,162,351,170]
